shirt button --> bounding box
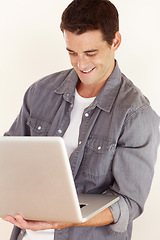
[20,230,25,235]
[85,113,89,117]
[98,146,102,150]
[79,141,82,145]
[37,126,42,130]
[58,129,62,134]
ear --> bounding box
[112,31,121,50]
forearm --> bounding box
[51,207,114,229]
[77,207,114,227]
[3,208,114,231]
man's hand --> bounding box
[2,207,114,231]
[2,215,76,231]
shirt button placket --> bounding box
[85,112,89,118]
[58,129,62,134]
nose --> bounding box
[77,55,89,71]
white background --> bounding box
[0,0,160,239]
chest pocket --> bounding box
[27,118,51,136]
[81,136,116,177]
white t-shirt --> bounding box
[23,89,95,240]
[63,89,96,157]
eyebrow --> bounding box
[66,48,98,54]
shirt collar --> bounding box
[54,69,78,103]
[95,60,122,113]
[55,60,122,112]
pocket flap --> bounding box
[27,118,51,134]
[86,136,116,153]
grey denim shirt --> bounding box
[6,62,160,240]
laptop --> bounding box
[0,136,119,223]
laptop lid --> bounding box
[0,136,119,223]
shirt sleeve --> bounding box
[107,105,160,233]
[109,196,129,232]
[4,85,34,136]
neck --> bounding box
[76,81,103,98]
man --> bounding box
[2,0,160,239]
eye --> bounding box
[68,51,77,56]
[85,51,97,57]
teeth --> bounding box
[82,68,94,73]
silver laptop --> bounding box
[0,136,119,223]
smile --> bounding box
[81,67,95,74]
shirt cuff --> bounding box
[109,196,129,233]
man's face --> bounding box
[64,30,116,91]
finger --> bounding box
[14,215,29,228]
[4,215,28,229]
[2,215,27,229]
[3,215,75,231]
[3,215,53,231]
[2,216,17,225]
[14,215,54,231]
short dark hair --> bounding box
[60,0,119,45]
